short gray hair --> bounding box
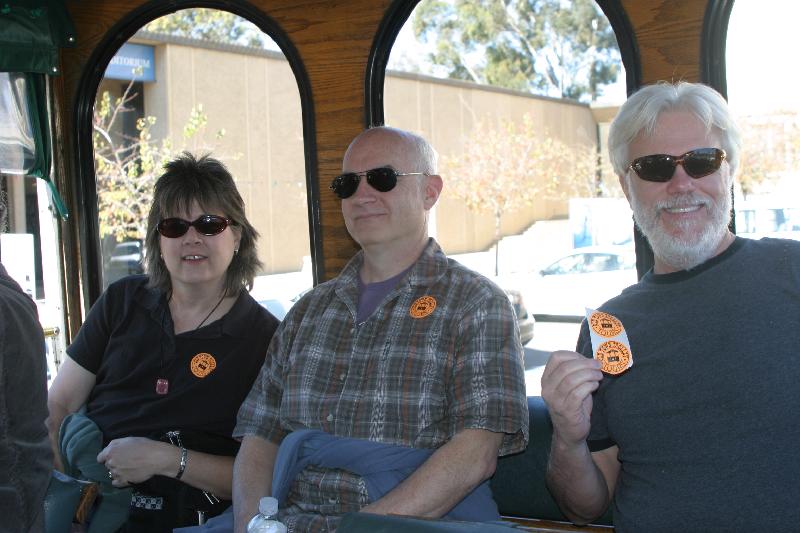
[608,82,741,178]
[347,126,438,174]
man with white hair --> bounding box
[541,82,800,532]
[231,126,528,532]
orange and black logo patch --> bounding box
[190,352,217,378]
[410,295,437,319]
[596,340,631,375]
[589,311,624,338]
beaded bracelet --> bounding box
[175,447,188,480]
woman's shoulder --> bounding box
[234,289,281,330]
[100,274,160,311]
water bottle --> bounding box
[246,496,287,533]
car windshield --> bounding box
[113,244,139,256]
[542,250,636,276]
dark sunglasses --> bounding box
[157,215,235,238]
[629,148,726,182]
[330,167,429,199]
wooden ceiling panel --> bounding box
[622,0,708,84]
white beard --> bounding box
[628,185,732,272]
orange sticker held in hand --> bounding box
[589,311,623,338]
[585,308,633,376]
[596,340,631,375]
[410,296,437,318]
[190,352,217,378]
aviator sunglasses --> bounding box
[157,215,236,238]
[629,148,726,182]
[330,167,430,199]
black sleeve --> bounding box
[238,299,281,398]
[575,319,593,357]
[66,282,118,374]
[577,319,617,451]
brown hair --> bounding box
[144,152,261,293]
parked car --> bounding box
[107,241,144,271]
[513,246,638,319]
[505,288,535,345]
[104,241,144,286]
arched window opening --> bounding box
[726,1,800,243]
[93,8,312,320]
[385,0,628,395]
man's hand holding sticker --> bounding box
[586,310,633,376]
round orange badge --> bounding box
[589,311,624,338]
[596,340,631,375]
[409,295,437,318]
[190,352,217,378]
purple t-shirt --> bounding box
[356,267,412,323]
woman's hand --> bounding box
[97,436,180,488]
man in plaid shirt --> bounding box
[232,126,529,532]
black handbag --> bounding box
[124,429,240,529]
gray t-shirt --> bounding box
[579,237,800,532]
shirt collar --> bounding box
[643,236,746,284]
[134,280,252,338]
[336,238,449,291]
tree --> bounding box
[93,80,221,243]
[443,114,617,274]
[736,112,800,198]
[143,8,275,49]
[412,0,621,102]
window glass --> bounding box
[386,0,629,395]
[0,73,35,175]
[93,8,312,314]
[727,1,800,242]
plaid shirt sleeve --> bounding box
[233,308,294,444]
[448,284,529,455]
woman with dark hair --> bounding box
[47,153,280,531]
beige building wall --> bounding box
[147,37,308,274]
[384,72,603,253]
[100,35,613,272]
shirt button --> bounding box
[339,373,345,381]
[326,413,334,422]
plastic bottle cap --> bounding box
[258,496,279,516]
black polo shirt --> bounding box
[68,275,279,444]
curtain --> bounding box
[0,1,76,219]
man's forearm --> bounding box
[361,429,503,518]
[233,435,279,533]
[545,436,611,524]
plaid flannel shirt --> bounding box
[235,239,528,531]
